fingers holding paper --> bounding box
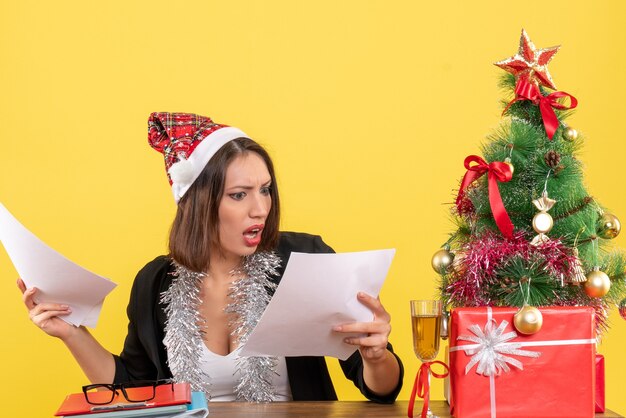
[18,278,75,339]
[333,291,401,396]
[333,292,392,363]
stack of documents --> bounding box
[240,249,395,360]
[55,383,208,418]
[0,203,116,327]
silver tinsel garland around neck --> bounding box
[160,263,211,396]
[160,252,281,402]
[225,252,281,402]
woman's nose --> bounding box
[250,192,270,218]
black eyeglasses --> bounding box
[82,379,174,405]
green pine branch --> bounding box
[492,256,560,307]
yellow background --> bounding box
[1,1,625,416]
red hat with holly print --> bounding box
[148,112,248,202]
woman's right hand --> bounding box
[18,278,77,340]
[18,278,116,383]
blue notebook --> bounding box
[176,392,209,418]
[187,392,208,411]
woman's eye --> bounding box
[229,192,246,201]
[260,186,271,196]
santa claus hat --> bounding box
[148,112,248,202]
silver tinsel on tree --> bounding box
[160,263,212,396]
[226,252,281,402]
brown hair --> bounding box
[168,138,280,272]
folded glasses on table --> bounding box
[82,379,174,405]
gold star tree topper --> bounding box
[495,29,561,90]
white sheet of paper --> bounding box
[0,203,117,327]
[239,249,395,360]
[82,301,106,329]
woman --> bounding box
[18,112,403,402]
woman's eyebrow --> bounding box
[226,179,272,190]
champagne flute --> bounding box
[410,300,442,418]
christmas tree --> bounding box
[435,29,626,335]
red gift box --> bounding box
[596,354,605,413]
[449,306,596,418]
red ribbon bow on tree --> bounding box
[408,361,449,418]
[504,77,578,140]
[456,155,514,239]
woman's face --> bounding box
[217,152,272,261]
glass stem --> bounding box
[427,369,432,414]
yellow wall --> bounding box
[1,1,625,416]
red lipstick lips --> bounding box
[243,224,264,247]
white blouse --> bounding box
[195,344,293,401]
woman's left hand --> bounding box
[333,292,392,363]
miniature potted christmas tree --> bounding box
[431,30,626,418]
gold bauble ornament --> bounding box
[583,268,611,298]
[597,213,621,239]
[562,126,578,142]
[432,248,454,273]
[532,212,554,234]
[513,305,543,335]
[504,157,514,176]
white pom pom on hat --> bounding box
[148,112,248,203]
[168,156,195,185]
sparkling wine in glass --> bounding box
[410,300,442,418]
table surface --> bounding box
[207,400,623,417]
